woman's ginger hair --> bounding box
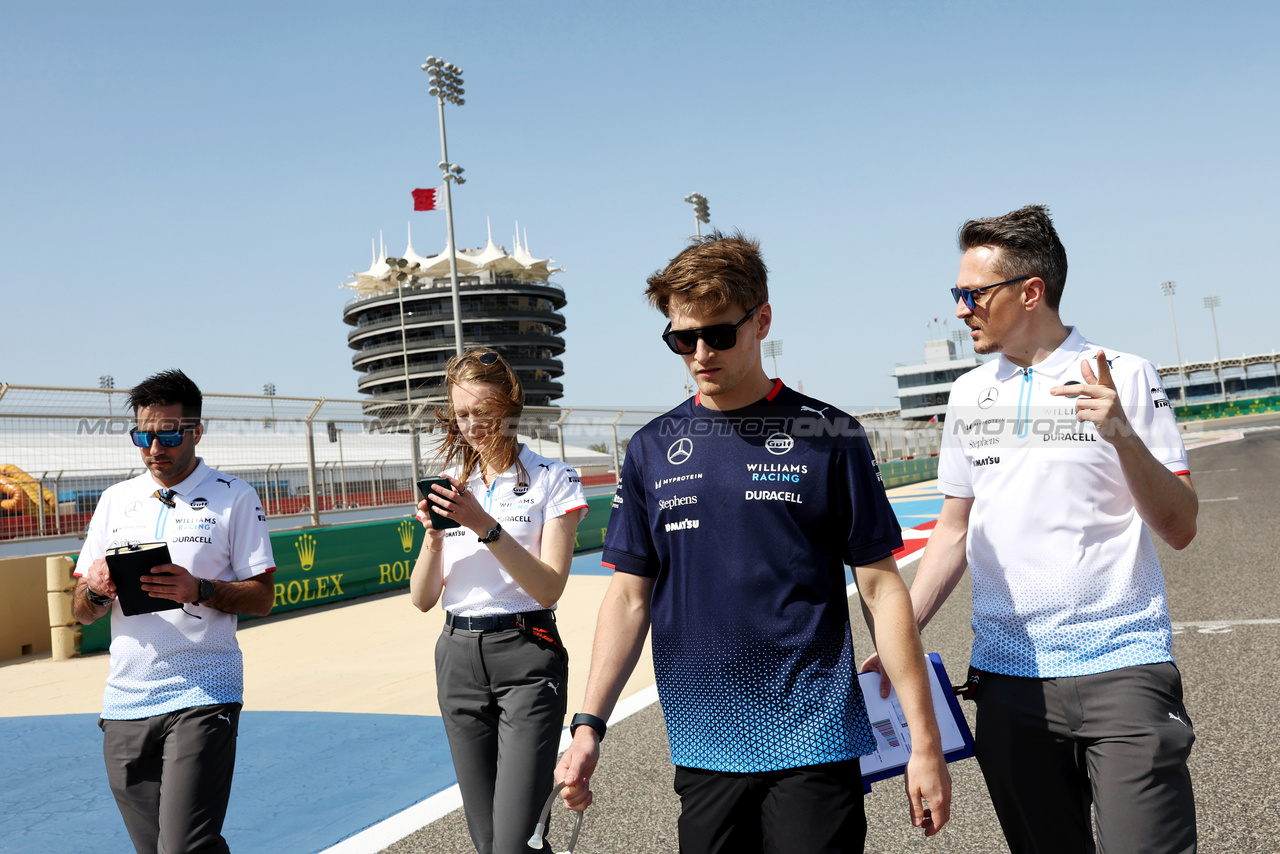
[434,348,528,485]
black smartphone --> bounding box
[417,477,462,530]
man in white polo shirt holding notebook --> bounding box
[72,369,275,854]
[867,205,1200,854]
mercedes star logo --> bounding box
[667,438,694,465]
[978,387,998,409]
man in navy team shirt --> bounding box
[556,231,951,852]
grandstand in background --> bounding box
[342,225,567,414]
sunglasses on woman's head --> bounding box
[661,303,762,355]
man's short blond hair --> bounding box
[645,230,769,317]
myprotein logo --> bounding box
[765,433,794,455]
[654,472,704,490]
[667,438,694,465]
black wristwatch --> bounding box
[86,587,114,607]
[570,712,607,743]
[194,578,216,605]
[477,522,503,544]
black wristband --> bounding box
[570,712,607,743]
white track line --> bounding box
[318,688,661,854]
[1172,618,1280,629]
[1201,497,1239,502]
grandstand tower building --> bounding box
[342,225,566,412]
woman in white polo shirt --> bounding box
[410,348,587,854]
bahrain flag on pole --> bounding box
[412,188,439,211]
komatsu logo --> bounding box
[664,519,700,532]
[971,456,1001,467]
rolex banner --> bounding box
[78,495,615,653]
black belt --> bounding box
[445,609,553,632]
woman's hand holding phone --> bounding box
[418,473,496,535]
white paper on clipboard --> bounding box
[857,653,974,784]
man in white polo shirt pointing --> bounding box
[866,205,1199,853]
[72,369,275,854]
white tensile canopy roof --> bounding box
[341,220,560,295]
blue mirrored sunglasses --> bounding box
[130,428,192,448]
[951,276,1030,310]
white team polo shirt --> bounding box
[427,445,587,616]
[938,327,1189,678]
[76,459,275,719]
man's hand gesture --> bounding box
[1051,349,1132,444]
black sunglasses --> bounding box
[661,303,762,355]
[130,428,192,449]
[951,276,1030,311]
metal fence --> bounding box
[0,383,939,545]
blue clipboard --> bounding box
[858,653,976,792]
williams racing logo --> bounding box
[746,463,807,483]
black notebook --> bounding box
[106,542,183,616]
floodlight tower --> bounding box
[684,193,710,237]
[762,339,784,377]
[1159,281,1187,405]
[422,56,468,356]
[1204,295,1226,402]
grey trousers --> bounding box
[100,702,241,854]
[974,662,1197,854]
[436,620,569,854]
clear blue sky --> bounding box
[3,1,1276,411]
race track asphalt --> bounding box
[385,424,1280,854]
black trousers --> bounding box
[673,759,867,854]
[100,702,241,854]
[436,618,569,854]
[974,663,1197,854]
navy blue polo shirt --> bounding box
[602,380,902,772]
